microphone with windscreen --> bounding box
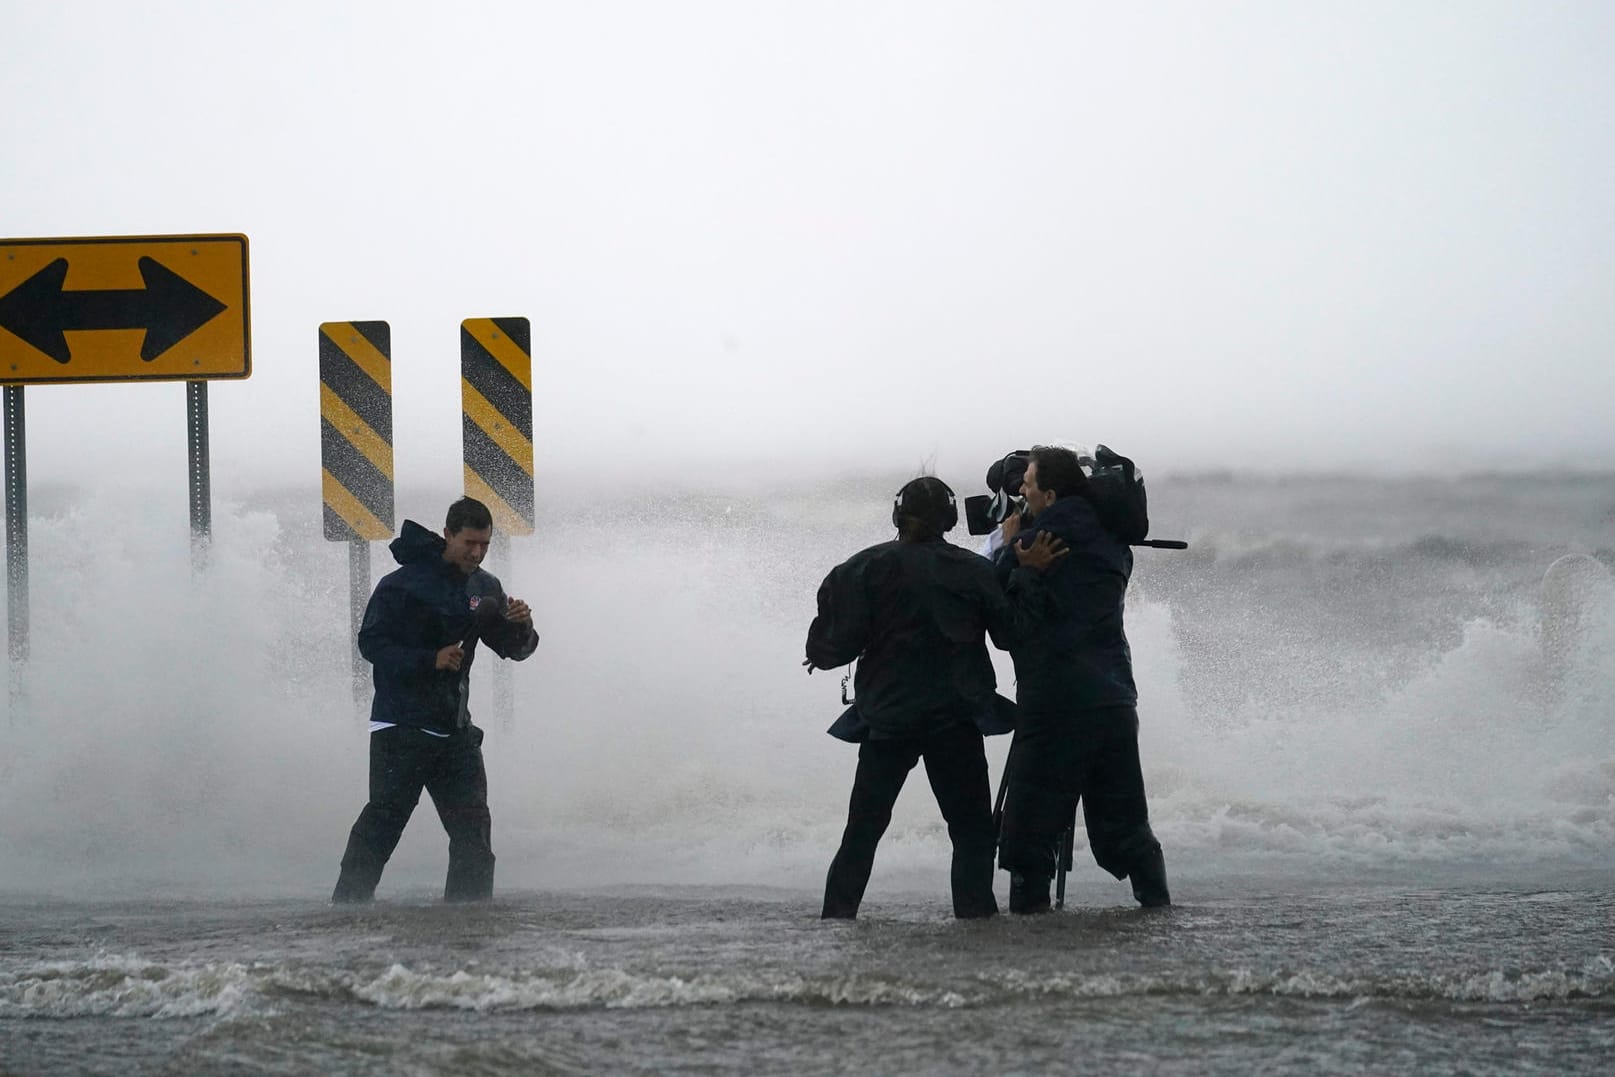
[461,593,507,648]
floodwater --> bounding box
[3,879,1612,1074]
[3,471,1613,1073]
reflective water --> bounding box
[3,880,1611,1075]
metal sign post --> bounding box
[348,538,371,712]
[318,321,395,713]
[187,380,211,566]
[4,385,26,666]
[490,530,514,724]
[461,317,533,730]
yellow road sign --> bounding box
[319,321,394,541]
[0,234,250,384]
[461,317,533,535]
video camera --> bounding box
[963,449,1032,536]
[963,445,1187,550]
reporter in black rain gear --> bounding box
[331,497,539,904]
[808,477,1063,919]
[992,446,1170,911]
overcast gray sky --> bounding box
[3,0,1612,494]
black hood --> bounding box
[389,519,446,566]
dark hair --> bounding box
[445,496,493,535]
[893,476,957,540]
[1028,446,1089,500]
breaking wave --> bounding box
[0,954,254,1019]
[6,953,1611,1019]
[0,476,1612,895]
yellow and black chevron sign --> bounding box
[319,321,394,541]
[461,317,533,535]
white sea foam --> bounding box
[985,960,1615,1004]
[4,949,1610,1019]
[0,953,253,1019]
[339,961,972,1011]
[322,957,1615,1008]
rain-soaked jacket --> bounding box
[992,494,1136,714]
[806,538,1047,740]
[358,519,539,734]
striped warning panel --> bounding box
[319,321,395,541]
[461,316,533,535]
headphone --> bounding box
[892,476,959,532]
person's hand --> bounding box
[803,658,818,674]
[505,597,532,626]
[435,644,465,671]
[1000,511,1024,545]
[1014,530,1068,572]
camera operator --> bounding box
[992,446,1171,911]
[807,476,1064,920]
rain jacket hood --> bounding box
[389,518,449,567]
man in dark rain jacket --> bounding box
[807,476,1063,919]
[993,446,1170,911]
[331,497,539,903]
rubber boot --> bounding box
[1008,872,1052,914]
[1129,846,1171,908]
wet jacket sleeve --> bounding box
[481,601,540,661]
[805,558,870,669]
[357,580,438,678]
[461,573,539,661]
[982,560,1051,651]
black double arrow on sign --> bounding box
[0,256,226,364]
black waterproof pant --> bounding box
[822,722,999,919]
[997,705,1167,904]
[332,724,494,903]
